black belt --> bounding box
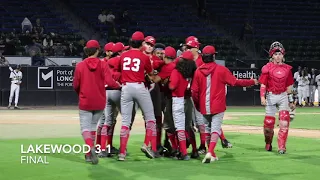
[106,87,121,90]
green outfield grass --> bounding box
[226,106,320,113]
[1,134,320,180]
[224,107,320,130]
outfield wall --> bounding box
[0,66,260,106]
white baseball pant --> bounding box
[9,83,20,106]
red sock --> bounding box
[96,125,102,145]
[167,131,178,150]
[119,126,130,154]
[156,116,162,147]
[220,129,226,140]
[100,125,108,151]
[188,130,197,153]
[107,124,115,147]
[208,132,219,156]
[90,131,96,144]
[177,130,188,155]
[82,131,94,155]
[146,121,157,151]
[205,133,211,148]
[144,129,149,146]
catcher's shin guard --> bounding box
[278,110,290,152]
[263,116,276,149]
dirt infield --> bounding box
[1,108,320,139]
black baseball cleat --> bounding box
[157,145,164,155]
[90,148,99,164]
[265,144,272,151]
[14,106,20,110]
[85,148,99,164]
[278,150,286,154]
[175,153,190,161]
[190,151,200,159]
[85,155,92,162]
[7,105,11,109]
[163,139,172,153]
[221,139,233,148]
[110,146,119,155]
[98,151,109,158]
[197,145,207,155]
[141,145,155,159]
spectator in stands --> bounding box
[106,11,116,25]
[65,43,78,56]
[19,30,33,47]
[76,39,85,56]
[53,43,65,56]
[3,37,17,55]
[98,10,108,24]
[0,56,9,66]
[33,18,44,36]
[21,17,33,33]
[43,34,54,56]
[33,33,42,44]
[239,21,253,40]
[43,34,53,48]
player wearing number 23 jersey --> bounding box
[120,49,152,83]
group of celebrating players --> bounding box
[73,31,295,165]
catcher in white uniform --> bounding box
[8,64,22,109]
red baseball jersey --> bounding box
[120,49,152,83]
[259,62,294,94]
[108,56,121,71]
[191,62,255,115]
[158,62,176,94]
[158,62,176,80]
[169,69,190,97]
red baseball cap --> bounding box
[181,51,194,61]
[202,45,217,55]
[86,40,100,48]
[145,36,156,46]
[186,40,200,48]
[112,42,125,53]
[104,42,114,51]
[185,36,199,43]
[164,46,176,58]
[185,36,200,48]
[132,31,144,41]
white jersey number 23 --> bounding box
[123,57,141,72]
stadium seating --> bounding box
[67,0,247,60]
[206,0,320,60]
[0,0,77,34]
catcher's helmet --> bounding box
[269,41,285,57]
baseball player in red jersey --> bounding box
[118,31,159,161]
[150,46,177,156]
[96,42,115,147]
[169,51,198,160]
[103,42,114,61]
[191,45,258,163]
[259,42,295,154]
[73,40,120,164]
[184,36,233,153]
[143,37,166,151]
[98,42,125,158]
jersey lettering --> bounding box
[123,57,141,72]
